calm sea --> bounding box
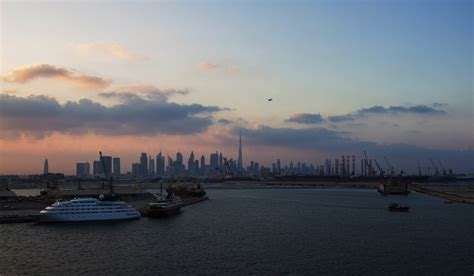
[1,188,473,275]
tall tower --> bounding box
[43,159,49,175]
[237,130,243,175]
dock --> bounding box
[410,184,474,204]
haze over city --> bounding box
[1,0,472,175]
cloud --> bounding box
[286,113,324,124]
[1,64,111,89]
[217,118,233,125]
[432,102,448,107]
[0,94,224,138]
[325,104,446,124]
[358,105,446,115]
[327,114,355,123]
[234,125,364,151]
[99,85,189,102]
[76,42,149,61]
[230,125,473,173]
[198,62,219,70]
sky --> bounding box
[0,0,472,174]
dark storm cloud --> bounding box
[0,94,224,137]
[286,113,324,124]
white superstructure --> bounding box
[39,197,140,222]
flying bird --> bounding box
[267,98,273,101]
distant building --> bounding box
[93,160,102,176]
[76,162,90,177]
[140,153,148,178]
[237,131,243,175]
[113,157,121,177]
[102,156,112,177]
[188,151,195,176]
[156,152,165,177]
[176,152,184,176]
[210,152,219,172]
[200,155,206,176]
[132,163,140,177]
[149,157,155,178]
[43,159,49,175]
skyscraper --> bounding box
[132,163,140,177]
[237,130,243,175]
[176,152,184,176]
[140,153,148,178]
[93,160,103,176]
[99,156,112,177]
[188,151,195,176]
[76,162,90,177]
[113,157,121,177]
[200,155,205,176]
[149,157,155,178]
[156,152,165,177]
[210,152,219,173]
[43,159,49,175]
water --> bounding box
[1,188,473,275]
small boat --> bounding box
[388,203,410,212]
[147,186,183,218]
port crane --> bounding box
[363,150,374,176]
[373,159,385,177]
[430,158,439,176]
[223,158,235,178]
[384,156,395,176]
[438,160,447,176]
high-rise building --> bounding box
[194,160,199,176]
[346,156,350,176]
[210,152,219,174]
[188,151,195,176]
[132,163,140,177]
[352,156,356,176]
[176,152,184,176]
[156,152,165,177]
[149,157,155,177]
[200,155,205,174]
[219,152,223,169]
[76,162,90,177]
[237,131,243,175]
[43,159,49,175]
[101,156,112,177]
[113,157,121,177]
[93,160,103,176]
[140,153,148,178]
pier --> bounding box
[410,184,474,204]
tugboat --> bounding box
[147,185,183,218]
[388,203,410,212]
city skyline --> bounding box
[1,1,473,174]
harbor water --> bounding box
[1,188,473,275]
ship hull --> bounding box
[147,205,182,217]
[38,212,140,222]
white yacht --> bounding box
[39,196,141,222]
